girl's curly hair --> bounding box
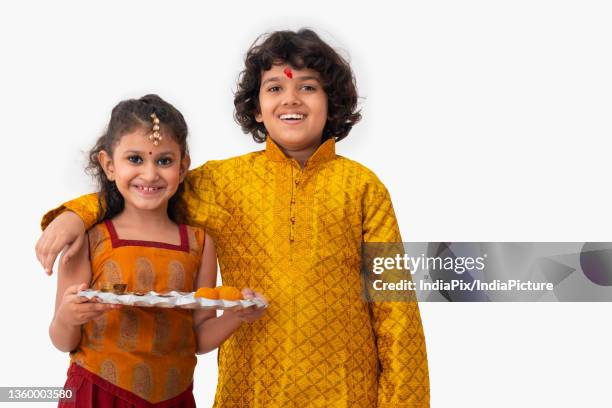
[234,28,361,143]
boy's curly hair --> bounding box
[234,28,361,143]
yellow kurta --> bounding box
[43,138,429,407]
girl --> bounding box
[39,30,429,407]
[49,95,265,407]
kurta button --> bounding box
[291,199,296,204]
[290,216,296,223]
[294,179,300,185]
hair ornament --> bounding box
[149,113,162,146]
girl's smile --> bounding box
[131,184,166,197]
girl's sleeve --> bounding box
[40,164,211,231]
[362,178,430,408]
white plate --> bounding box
[78,290,267,310]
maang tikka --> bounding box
[149,113,162,146]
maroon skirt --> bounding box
[58,364,196,408]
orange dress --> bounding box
[69,220,204,403]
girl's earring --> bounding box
[257,129,267,140]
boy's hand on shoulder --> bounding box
[56,283,120,327]
[36,211,86,275]
[227,288,268,324]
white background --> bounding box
[1,1,611,407]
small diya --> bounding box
[112,284,127,295]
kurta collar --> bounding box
[264,137,336,166]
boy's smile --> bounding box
[256,64,328,165]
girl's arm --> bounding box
[193,233,266,355]
[49,233,117,352]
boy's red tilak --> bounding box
[283,67,293,79]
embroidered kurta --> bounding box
[43,138,429,407]
[69,220,203,403]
